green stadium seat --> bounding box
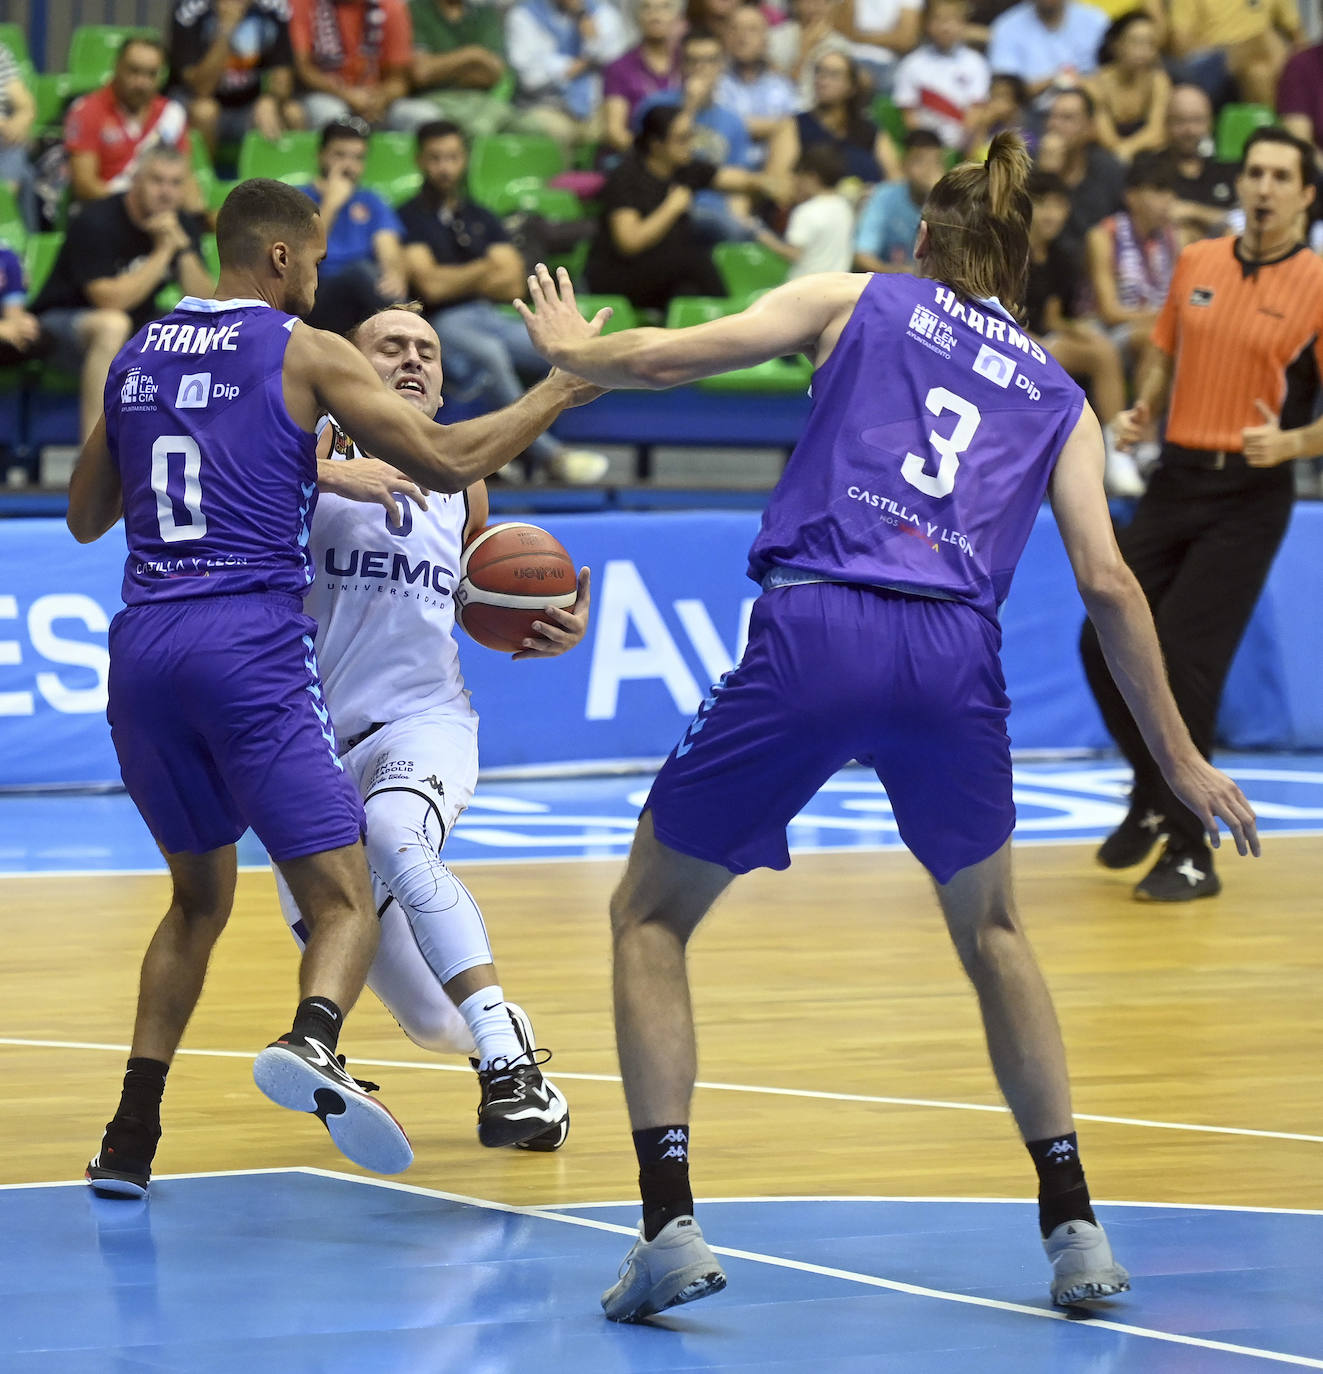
[713,242,788,299]
[0,184,24,253]
[871,92,908,145]
[494,180,583,219]
[468,134,564,209]
[665,292,811,392]
[665,295,732,329]
[237,129,318,184]
[68,25,147,95]
[0,23,29,69]
[363,132,421,205]
[573,294,638,334]
[1216,103,1275,164]
[200,233,221,281]
[33,73,77,129]
[24,232,62,296]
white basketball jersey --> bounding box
[307,418,472,739]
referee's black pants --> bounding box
[1079,456,1295,853]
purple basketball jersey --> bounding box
[748,275,1086,622]
[103,297,318,605]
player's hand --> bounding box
[1112,399,1152,452]
[320,456,429,524]
[1165,753,1260,857]
[512,566,591,660]
[1243,399,1303,467]
[515,262,614,368]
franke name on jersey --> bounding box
[931,286,1047,364]
[139,320,243,354]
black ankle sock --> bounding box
[289,996,344,1052]
[114,1057,168,1132]
[1026,1132,1096,1237]
[633,1125,693,1241]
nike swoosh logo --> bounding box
[483,1002,502,1012]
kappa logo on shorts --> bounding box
[421,773,446,799]
[1190,287,1214,307]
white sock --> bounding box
[457,987,524,1070]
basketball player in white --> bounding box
[275,303,589,1149]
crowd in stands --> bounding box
[0,0,1320,488]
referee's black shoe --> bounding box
[1133,843,1220,902]
[1097,803,1166,869]
[85,1117,158,1198]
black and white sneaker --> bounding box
[1133,844,1220,902]
[85,1122,156,1199]
[472,1006,570,1149]
[253,1037,413,1174]
[1096,802,1165,869]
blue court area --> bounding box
[5,1170,1321,1372]
[2,753,1321,875]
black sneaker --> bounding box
[473,1011,569,1150]
[1133,845,1221,902]
[1097,802,1166,869]
[252,1037,413,1174]
[85,1119,158,1199]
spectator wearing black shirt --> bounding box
[588,102,754,310]
[1034,86,1124,267]
[168,0,302,157]
[32,145,210,440]
[399,120,608,482]
[1160,84,1236,242]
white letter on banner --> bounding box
[0,594,35,715]
[30,594,110,713]
[673,597,757,684]
[586,560,702,719]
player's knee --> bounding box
[950,905,1022,972]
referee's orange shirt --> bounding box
[1151,237,1323,453]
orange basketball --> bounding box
[455,522,578,652]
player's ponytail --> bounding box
[916,131,1034,320]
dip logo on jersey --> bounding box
[119,367,159,410]
[972,343,1042,401]
[176,372,211,408]
[907,304,958,358]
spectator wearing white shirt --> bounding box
[892,0,989,152]
[753,143,854,276]
[835,0,921,86]
[506,0,630,149]
[986,0,1107,102]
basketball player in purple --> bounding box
[65,177,604,1197]
[518,133,1261,1319]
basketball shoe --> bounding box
[1044,1219,1131,1306]
[1133,843,1220,902]
[1096,801,1166,869]
[252,1037,413,1174]
[85,1118,158,1198]
[602,1217,728,1322]
[472,1005,569,1150]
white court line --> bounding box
[2,1034,1321,1146]
[4,1166,1322,1368]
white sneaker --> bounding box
[545,449,609,484]
[1044,1219,1131,1306]
[602,1216,727,1322]
[1103,443,1146,498]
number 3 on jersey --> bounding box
[151,435,207,542]
[901,387,981,499]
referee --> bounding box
[1081,126,1323,902]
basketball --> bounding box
[455,522,578,652]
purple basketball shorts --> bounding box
[107,593,365,861]
[645,581,1015,884]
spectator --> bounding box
[1167,0,1300,108]
[31,145,210,440]
[834,0,922,82]
[399,120,609,483]
[852,125,943,269]
[506,0,630,151]
[891,0,990,153]
[289,0,414,130]
[1087,9,1169,163]
[0,40,35,209]
[392,0,521,138]
[789,51,898,185]
[986,0,1107,102]
[1276,38,1323,161]
[715,4,799,171]
[587,103,762,308]
[767,0,853,112]
[966,70,1028,157]
[168,0,301,158]
[1160,83,1237,242]
[753,143,854,276]
[602,0,683,155]
[297,118,407,335]
[1034,86,1123,266]
[1022,168,1135,491]
[65,36,199,206]
[686,0,740,47]
[1085,151,1179,360]
[0,237,40,368]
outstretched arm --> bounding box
[1048,405,1259,856]
[515,263,864,389]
